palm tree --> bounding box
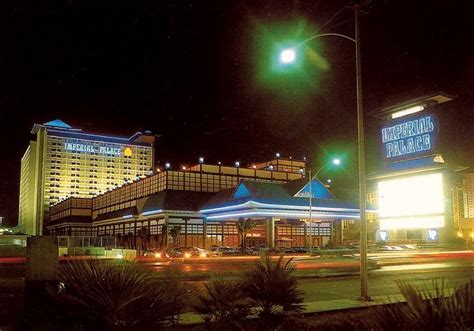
[137,227,150,253]
[235,218,256,252]
[48,260,186,329]
[161,223,168,249]
[168,225,182,248]
[194,277,250,330]
[241,255,304,324]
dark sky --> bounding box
[1,0,473,226]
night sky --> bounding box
[1,0,473,226]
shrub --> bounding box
[194,277,251,330]
[368,279,474,331]
[48,259,185,329]
[241,254,304,324]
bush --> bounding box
[367,279,474,331]
[48,259,186,330]
[241,254,304,325]
[194,277,251,330]
[277,314,364,331]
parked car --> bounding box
[166,247,184,258]
[177,246,208,258]
[143,248,169,259]
[208,246,238,256]
[400,244,417,250]
[292,246,310,254]
[381,245,404,251]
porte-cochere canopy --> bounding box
[200,179,366,221]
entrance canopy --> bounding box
[201,180,362,221]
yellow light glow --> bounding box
[200,252,207,258]
[471,233,474,239]
[155,252,161,258]
[378,173,444,230]
[380,216,445,230]
[457,231,463,238]
[123,147,133,157]
[391,105,425,119]
[184,252,191,258]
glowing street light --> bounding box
[274,5,369,300]
[314,158,342,177]
[279,48,296,64]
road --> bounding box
[135,250,474,277]
[0,250,472,325]
[136,250,473,303]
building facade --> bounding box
[18,119,156,235]
[452,173,474,243]
[47,159,363,250]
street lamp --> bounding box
[278,5,369,300]
[308,158,341,253]
[280,49,296,64]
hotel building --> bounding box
[47,157,365,250]
[18,119,156,235]
[451,173,474,243]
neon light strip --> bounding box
[122,215,133,219]
[206,211,359,220]
[142,209,163,216]
[48,129,130,142]
[252,200,363,212]
[200,201,253,213]
[200,200,363,214]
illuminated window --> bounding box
[391,105,424,119]
[378,173,445,230]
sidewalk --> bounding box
[179,287,457,326]
[178,293,406,325]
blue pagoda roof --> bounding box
[43,119,72,129]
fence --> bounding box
[57,236,117,249]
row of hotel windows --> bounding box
[47,168,150,174]
[49,140,151,151]
[92,172,286,212]
[49,222,331,246]
[49,145,151,155]
[47,171,148,179]
[47,160,150,168]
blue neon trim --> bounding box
[205,211,360,220]
[142,209,163,216]
[200,200,366,214]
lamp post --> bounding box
[307,158,341,253]
[278,5,369,300]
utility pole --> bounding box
[309,169,313,253]
[355,4,369,301]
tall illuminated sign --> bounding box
[378,173,445,230]
[381,114,437,161]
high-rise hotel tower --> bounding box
[19,119,156,235]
